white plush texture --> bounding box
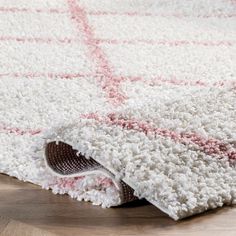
[0,0,236,220]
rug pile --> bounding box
[0,0,236,220]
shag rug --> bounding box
[0,0,236,220]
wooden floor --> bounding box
[0,174,236,236]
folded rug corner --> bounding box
[0,0,236,220]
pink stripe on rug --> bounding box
[67,0,126,105]
[1,36,235,47]
[0,7,67,14]
[82,113,236,161]
[0,125,41,135]
[96,39,236,46]
[0,36,78,44]
[1,72,235,89]
[0,72,92,79]
[1,7,235,18]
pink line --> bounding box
[53,176,114,191]
[1,7,235,18]
[0,36,78,44]
[88,10,236,18]
[126,76,236,89]
[82,113,236,161]
[144,76,236,88]
[67,0,126,105]
[1,72,235,89]
[96,39,236,46]
[1,36,235,47]
[2,113,236,160]
[0,72,92,79]
[0,7,67,14]
[0,125,41,135]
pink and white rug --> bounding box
[0,0,236,220]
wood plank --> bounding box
[0,174,236,236]
[0,217,57,236]
[0,216,10,234]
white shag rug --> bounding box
[0,0,236,220]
